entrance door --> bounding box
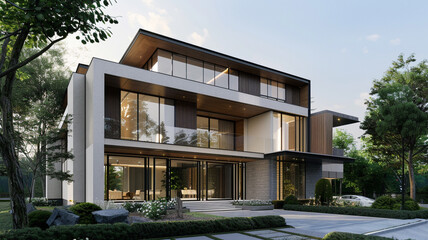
[206,162,233,200]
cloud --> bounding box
[332,104,345,110]
[363,46,368,54]
[366,34,380,42]
[141,0,153,8]
[128,12,171,35]
[354,92,370,107]
[188,28,209,46]
[390,38,401,46]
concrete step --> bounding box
[183,200,239,212]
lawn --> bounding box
[0,201,56,234]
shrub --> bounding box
[404,200,420,211]
[372,196,397,210]
[69,202,102,224]
[284,195,300,205]
[0,216,287,240]
[28,210,52,230]
[272,200,285,209]
[138,200,167,220]
[283,204,428,219]
[315,179,333,205]
[122,202,143,213]
[231,199,272,206]
[323,232,393,240]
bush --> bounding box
[69,202,102,224]
[404,200,420,211]
[372,196,397,210]
[28,210,52,230]
[315,179,333,205]
[272,200,284,209]
[122,202,143,213]
[0,216,287,240]
[284,195,300,205]
[283,204,428,219]
[323,232,393,240]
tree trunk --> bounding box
[408,149,416,200]
[0,25,31,229]
[40,176,46,198]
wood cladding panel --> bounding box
[238,71,260,96]
[175,100,197,129]
[105,86,121,138]
[310,113,333,155]
[235,120,244,151]
[300,85,309,108]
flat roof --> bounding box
[120,29,310,87]
[311,110,359,127]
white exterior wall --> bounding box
[245,111,273,153]
[85,61,105,203]
[46,161,62,199]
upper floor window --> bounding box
[273,112,306,152]
[260,78,286,102]
[144,49,240,91]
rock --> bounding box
[26,203,36,214]
[46,208,80,226]
[92,209,129,224]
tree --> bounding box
[13,47,73,201]
[0,0,117,228]
[361,79,428,200]
[333,129,355,154]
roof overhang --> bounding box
[265,150,354,163]
[311,110,359,127]
[120,29,309,87]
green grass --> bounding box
[0,201,12,234]
[184,212,226,219]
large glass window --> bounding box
[215,66,228,88]
[144,49,240,91]
[278,83,286,101]
[187,57,203,82]
[154,158,167,199]
[229,69,239,91]
[197,116,234,150]
[273,113,306,152]
[139,95,159,142]
[207,163,233,199]
[277,160,305,200]
[121,92,138,140]
[159,99,175,144]
[173,53,186,78]
[197,116,209,148]
[152,49,172,75]
[260,78,268,96]
[170,160,199,200]
[204,62,215,85]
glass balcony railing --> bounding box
[105,118,235,151]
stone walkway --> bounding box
[162,228,316,240]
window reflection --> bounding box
[139,95,159,142]
[215,65,228,88]
[187,57,203,82]
[204,62,215,85]
[120,92,138,140]
[229,69,239,91]
[173,53,186,78]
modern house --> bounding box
[47,29,358,204]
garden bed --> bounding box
[242,205,274,211]
[283,204,428,219]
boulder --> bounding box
[26,203,36,214]
[46,208,80,226]
[92,209,129,224]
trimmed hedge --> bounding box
[0,215,286,240]
[283,204,428,219]
[69,202,102,224]
[323,232,392,240]
[284,195,300,205]
[28,210,52,230]
[272,200,285,209]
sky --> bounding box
[63,0,428,145]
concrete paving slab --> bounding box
[276,228,325,239]
[204,209,420,236]
[175,236,213,240]
[246,229,292,238]
[212,233,261,240]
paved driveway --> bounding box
[205,209,423,238]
